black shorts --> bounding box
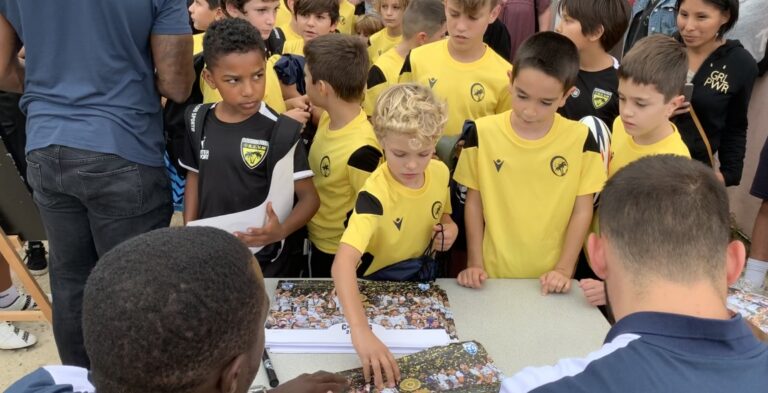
[752,137,768,200]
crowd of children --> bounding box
[128,0,761,387]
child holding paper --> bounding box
[331,84,458,389]
[179,18,319,276]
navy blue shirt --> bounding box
[0,0,191,166]
[502,312,768,392]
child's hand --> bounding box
[579,278,606,306]
[234,202,285,247]
[284,94,310,111]
[457,267,488,289]
[432,222,458,251]
[284,107,311,125]
[351,328,400,389]
[540,269,571,295]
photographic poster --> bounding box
[338,341,505,392]
[265,280,458,353]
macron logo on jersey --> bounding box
[393,217,403,230]
[493,159,504,172]
[428,78,437,88]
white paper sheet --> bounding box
[188,143,297,252]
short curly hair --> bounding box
[203,17,266,69]
[83,226,267,393]
[372,83,448,147]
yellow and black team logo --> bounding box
[550,155,568,177]
[241,138,269,169]
[399,378,422,391]
[320,155,331,177]
[592,88,613,110]
[470,82,485,102]
[431,201,443,219]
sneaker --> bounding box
[0,322,37,350]
[0,293,38,311]
[25,241,48,276]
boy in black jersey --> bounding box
[179,18,319,276]
[554,0,630,127]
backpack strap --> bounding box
[266,114,304,183]
[184,103,215,159]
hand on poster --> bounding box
[352,328,401,389]
[339,341,505,392]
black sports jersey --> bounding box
[179,102,312,219]
[559,63,620,128]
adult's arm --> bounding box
[151,34,194,103]
[0,13,23,93]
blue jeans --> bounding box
[25,145,172,368]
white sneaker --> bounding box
[0,322,38,350]
[1,293,37,311]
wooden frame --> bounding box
[0,226,52,323]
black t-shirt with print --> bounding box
[179,102,311,219]
[559,65,620,129]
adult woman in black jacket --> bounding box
[673,0,758,186]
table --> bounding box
[252,278,610,386]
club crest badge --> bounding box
[592,88,613,109]
[241,138,268,169]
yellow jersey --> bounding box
[363,48,405,116]
[277,23,302,44]
[281,38,305,56]
[399,39,512,136]
[337,0,356,35]
[308,109,383,253]
[341,160,452,275]
[276,6,293,29]
[454,112,606,278]
[367,29,402,63]
[193,32,204,55]
[609,117,691,178]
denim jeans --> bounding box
[25,145,172,368]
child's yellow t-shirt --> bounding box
[399,39,512,137]
[363,48,405,116]
[341,160,452,275]
[453,112,606,278]
[193,33,204,55]
[609,117,691,178]
[281,39,305,56]
[367,30,402,63]
[277,23,302,44]
[308,109,383,253]
[276,6,293,29]
[336,0,356,35]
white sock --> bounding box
[0,286,20,308]
[744,258,768,288]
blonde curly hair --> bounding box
[372,83,448,149]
